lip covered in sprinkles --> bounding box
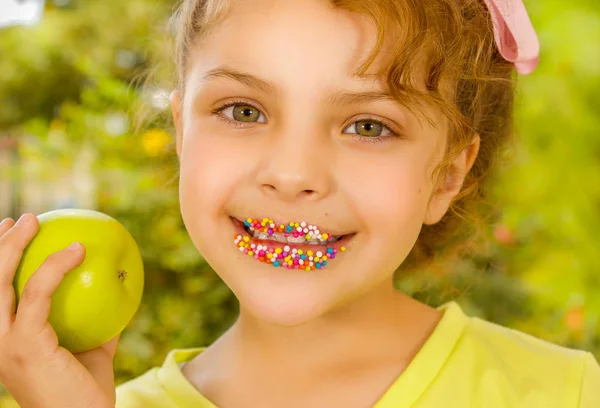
[234,217,347,271]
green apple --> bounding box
[13,209,144,353]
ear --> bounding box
[423,134,480,225]
[170,90,183,158]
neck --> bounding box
[223,278,442,381]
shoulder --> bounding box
[115,367,175,408]
[455,311,600,407]
[115,347,206,408]
[464,314,585,368]
[580,351,600,407]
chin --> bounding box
[225,264,337,327]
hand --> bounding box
[0,214,118,408]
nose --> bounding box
[255,127,332,203]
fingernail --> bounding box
[68,242,81,252]
[17,214,33,226]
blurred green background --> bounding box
[0,0,598,405]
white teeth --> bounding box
[244,226,342,245]
[271,232,288,243]
[286,235,306,244]
[255,231,306,244]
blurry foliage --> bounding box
[0,0,598,402]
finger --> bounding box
[73,334,120,403]
[0,217,15,239]
[0,219,17,332]
[0,214,38,287]
[14,242,86,332]
[0,215,37,333]
[101,333,121,359]
[0,284,16,335]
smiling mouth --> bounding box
[231,217,353,271]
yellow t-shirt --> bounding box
[115,301,600,407]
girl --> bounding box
[0,0,598,407]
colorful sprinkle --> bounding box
[233,217,350,272]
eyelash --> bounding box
[211,99,401,144]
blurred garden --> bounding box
[0,0,599,405]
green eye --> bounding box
[354,120,384,137]
[232,105,260,122]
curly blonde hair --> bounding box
[169,0,516,272]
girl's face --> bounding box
[172,0,472,326]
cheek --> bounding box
[178,125,248,228]
[344,151,431,238]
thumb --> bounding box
[73,333,121,402]
[101,333,121,359]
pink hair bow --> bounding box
[483,0,540,75]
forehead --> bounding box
[186,0,392,90]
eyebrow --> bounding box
[203,65,279,95]
[327,90,396,106]
[202,65,397,106]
